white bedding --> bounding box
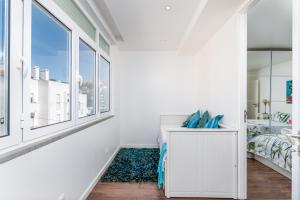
[158,125,177,149]
[247,119,291,127]
[158,125,194,149]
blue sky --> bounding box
[0,0,5,65]
[32,3,95,83]
[31,3,70,82]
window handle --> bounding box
[20,57,29,78]
[77,74,83,86]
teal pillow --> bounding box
[204,115,224,128]
[187,111,201,128]
[182,113,195,127]
[197,111,210,128]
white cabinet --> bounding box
[165,131,237,199]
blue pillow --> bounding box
[197,111,210,128]
[204,115,224,128]
[187,111,201,128]
[182,113,195,127]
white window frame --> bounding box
[23,0,77,141]
[76,33,98,125]
[0,0,23,149]
[0,0,114,150]
[98,54,111,114]
[97,31,113,119]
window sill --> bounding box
[0,115,114,164]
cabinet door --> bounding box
[198,133,236,196]
[168,132,237,198]
[169,134,199,192]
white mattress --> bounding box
[158,125,182,149]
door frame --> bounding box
[292,0,300,199]
[238,0,299,199]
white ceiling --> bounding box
[178,0,247,55]
[247,0,292,49]
[101,0,202,51]
[90,0,247,53]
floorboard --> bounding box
[87,158,291,200]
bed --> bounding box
[247,117,292,178]
[159,114,238,199]
[247,119,291,141]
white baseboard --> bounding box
[120,144,159,148]
[80,145,120,200]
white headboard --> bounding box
[160,114,189,126]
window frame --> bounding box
[22,0,78,141]
[99,55,111,114]
[76,35,98,125]
[98,31,113,119]
[0,0,10,138]
[29,1,73,130]
[0,0,24,149]
[0,0,114,150]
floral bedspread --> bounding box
[247,134,292,172]
[247,119,291,141]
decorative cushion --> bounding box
[187,111,201,128]
[197,111,210,128]
[182,113,195,127]
[272,112,290,124]
[204,115,224,128]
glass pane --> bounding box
[78,40,95,117]
[270,51,292,135]
[53,0,96,41]
[0,0,8,137]
[99,56,110,113]
[31,2,71,129]
[247,51,271,120]
[99,34,110,55]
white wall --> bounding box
[117,52,200,146]
[117,14,242,146]
[195,14,241,128]
[0,46,121,200]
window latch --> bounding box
[244,110,248,123]
[20,113,25,129]
[19,57,29,78]
[0,117,4,125]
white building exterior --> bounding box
[30,67,87,128]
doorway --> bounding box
[240,0,297,199]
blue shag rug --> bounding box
[101,148,160,182]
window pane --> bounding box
[99,34,110,55]
[31,2,71,129]
[99,56,110,113]
[0,0,8,137]
[53,0,96,41]
[79,40,95,117]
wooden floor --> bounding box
[87,159,291,200]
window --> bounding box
[0,0,8,137]
[53,0,96,41]
[31,1,71,129]
[99,34,110,55]
[99,56,110,113]
[78,40,96,118]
